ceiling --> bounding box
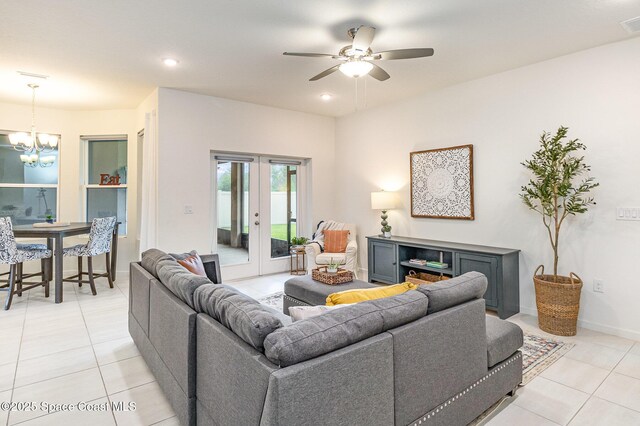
[1,0,639,116]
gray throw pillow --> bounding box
[156,257,213,309]
[194,284,284,351]
[264,290,428,367]
[416,271,487,314]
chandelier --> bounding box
[9,84,58,168]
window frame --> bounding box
[81,135,128,236]
[0,128,61,222]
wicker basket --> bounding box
[405,270,450,285]
[312,267,353,285]
[533,265,583,336]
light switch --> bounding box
[184,205,194,214]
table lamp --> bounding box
[371,191,398,238]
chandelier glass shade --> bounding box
[9,84,58,168]
[339,60,374,78]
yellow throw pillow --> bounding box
[326,282,417,306]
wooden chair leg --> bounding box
[78,257,83,287]
[17,263,23,297]
[4,265,17,310]
[87,256,97,296]
[105,252,114,288]
[41,258,50,298]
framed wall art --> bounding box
[410,144,474,220]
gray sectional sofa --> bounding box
[129,249,523,426]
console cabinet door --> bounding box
[456,253,499,308]
[369,241,397,284]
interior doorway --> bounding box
[212,154,307,280]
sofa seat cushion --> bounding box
[416,271,488,314]
[486,315,523,367]
[284,275,377,306]
[315,253,347,265]
[193,284,284,351]
[156,257,213,309]
[264,291,428,367]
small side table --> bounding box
[290,249,306,275]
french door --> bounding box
[212,154,306,280]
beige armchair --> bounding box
[305,223,358,278]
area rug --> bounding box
[257,291,572,384]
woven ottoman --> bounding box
[282,274,378,315]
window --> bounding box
[0,132,59,224]
[84,137,127,235]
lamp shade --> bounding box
[371,191,398,210]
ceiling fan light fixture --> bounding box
[339,60,373,78]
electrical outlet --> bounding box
[593,278,604,293]
[184,205,194,215]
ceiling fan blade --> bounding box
[352,26,376,53]
[309,65,340,81]
[375,48,434,60]
[283,52,335,58]
[369,64,390,81]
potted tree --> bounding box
[520,126,599,336]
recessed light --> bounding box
[320,93,332,101]
[162,58,179,67]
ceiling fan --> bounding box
[283,25,434,82]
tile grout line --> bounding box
[73,283,119,426]
[6,289,30,426]
[565,340,635,425]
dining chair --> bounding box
[62,216,116,295]
[0,217,52,310]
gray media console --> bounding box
[366,235,520,319]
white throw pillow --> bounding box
[288,304,353,322]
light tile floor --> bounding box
[1,272,639,425]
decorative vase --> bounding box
[327,267,338,274]
[45,218,54,224]
[533,265,583,336]
[291,245,305,252]
[383,231,391,238]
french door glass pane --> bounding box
[216,161,250,266]
[270,164,297,258]
[0,134,59,184]
[0,187,57,224]
[87,188,127,235]
[88,140,127,184]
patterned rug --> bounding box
[257,291,572,384]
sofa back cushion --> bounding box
[416,271,487,314]
[264,290,428,366]
[193,284,284,351]
[156,257,213,309]
[141,248,174,279]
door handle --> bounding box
[255,221,260,226]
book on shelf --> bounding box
[426,261,449,269]
[408,259,427,265]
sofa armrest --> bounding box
[304,243,320,270]
[345,239,358,255]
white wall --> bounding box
[0,101,141,274]
[155,88,335,254]
[335,37,640,340]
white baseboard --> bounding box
[518,306,640,342]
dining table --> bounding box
[12,222,119,303]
